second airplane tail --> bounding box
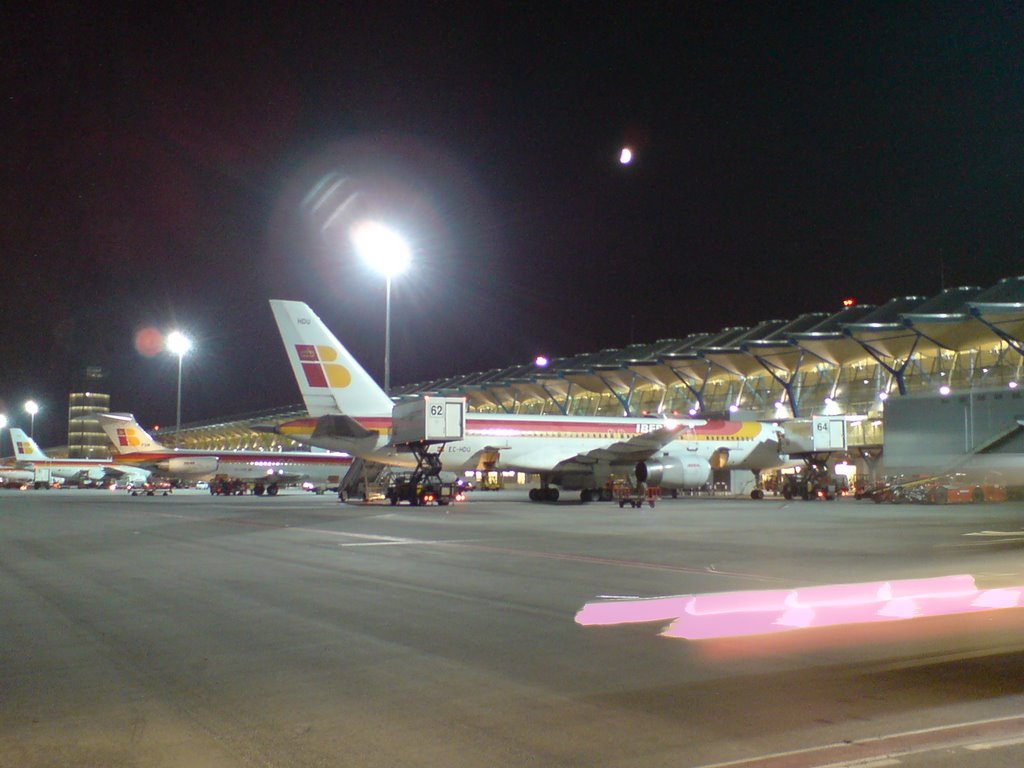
[270,299,395,418]
[99,413,168,454]
[10,428,48,461]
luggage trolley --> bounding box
[616,481,660,508]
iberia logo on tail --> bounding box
[115,427,145,448]
[296,344,351,388]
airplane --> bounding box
[264,299,784,502]
[97,413,353,495]
[9,428,152,488]
[0,460,34,486]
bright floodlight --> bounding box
[351,221,411,279]
[0,414,7,430]
[167,331,192,357]
[619,147,633,164]
[24,400,39,438]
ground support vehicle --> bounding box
[384,473,459,506]
[859,475,1008,504]
[382,398,467,507]
[615,482,660,508]
[129,481,171,496]
[781,464,837,500]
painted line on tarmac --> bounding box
[965,734,1024,750]
[147,512,782,581]
[304,528,464,547]
[439,542,787,582]
[301,527,784,581]
[689,713,1024,768]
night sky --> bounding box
[4,4,1024,446]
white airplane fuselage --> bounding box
[276,412,779,490]
[110,449,353,486]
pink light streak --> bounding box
[575,575,1024,640]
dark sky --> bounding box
[4,3,1024,446]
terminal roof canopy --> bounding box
[968,275,1024,352]
[900,285,992,351]
[385,276,1024,414]
[841,296,929,360]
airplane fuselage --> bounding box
[111,449,353,485]
[13,458,148,484]
[276,413,780,490]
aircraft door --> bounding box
[711,448,730,470]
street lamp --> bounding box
[351,221,411,393]
[24,400,38,439]
[166,331,192,448]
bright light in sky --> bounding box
[535,356,549,367]
[166,331,192,357]
[351,221,411,278]
[619,147,633,164]
[24,400,39,416]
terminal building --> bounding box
[103,276,1024,491]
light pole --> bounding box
[24,400,38,439]
[0,414,7,455]
[351,221,411,393]
[166,331,192,448]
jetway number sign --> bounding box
[811,416,847,451]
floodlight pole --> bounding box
[166,331,192,449]
[175,352,184,445]
[350,221,409,395]
[384,275,393,394]
[24,401,38,440]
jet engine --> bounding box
[157,457,220,476]
[634,457,711,489]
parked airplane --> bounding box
[98,413,353,495]
[265,299,783,501]
[9,428,151,488]
[0,462,34,486]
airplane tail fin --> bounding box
[10,429,48,461]
[270,299,394,418]
[98,413,168,454]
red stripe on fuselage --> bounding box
[113,452,350,465]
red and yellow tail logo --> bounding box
[115,427,145,447]
[296,344,351,388]
[16,441,33,455]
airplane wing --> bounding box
[103,465,151,481]
[576,422,686,464]
[502,423,686,476]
